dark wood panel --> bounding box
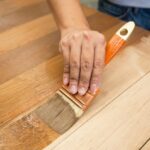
[0,114,59,150]
[0,1,50,32]
[0,32,60,84]
[0,0,44,17]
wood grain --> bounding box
[0,21,123,129]
[0,0,99,128]
[0,114,59,150]
[0,14,57,55]
[141,139,150,150]
[44,32,150,150]
[45,72,150,150]
[0,0,150,149]
[0,0,44,17]
[0,1,50,32]
[0,55,63,128]
[0,32,60,84]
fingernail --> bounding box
[63,77,69,85]
[69,85,77,94]
[78,87,86,96]
[91,84,97,94]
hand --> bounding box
[59,28,106,96]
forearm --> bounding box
[47,0,90,32]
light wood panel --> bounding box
[0,0,44,17]
[0,1,50,32]
[141,139,150,150]
[0,3,96,33]
[45,72,150,150]
[44,32,150,150]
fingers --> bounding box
[60,39,70,86]
[60,29,106,96]
[90,35,106,93]
[78,32,94,96]
[69,34,82,94]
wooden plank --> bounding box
[0,13,121,128]
[0,1,50,32]
[0,20,149,133]
[0,55,63,128]
[0,4,99,149]
[0,0,44,17]
[0,32,60,84]
[44,34,150,149]
[0,114,59,150]
[0,6,97,56]
[141,139,150,150]
[0,14,119,83]
[45,72,150,150]
[0,2,96,33]
[82,5,98,16]
[0,2,150,149]
[0,14,57,55]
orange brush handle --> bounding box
[105,34,125,64]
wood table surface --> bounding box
[0,0,150,150]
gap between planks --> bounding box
[44,35,150,150]
[45,71,150,150]
[0,19,121,129]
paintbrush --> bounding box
[35,21,135,134]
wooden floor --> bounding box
[0,0,150,150]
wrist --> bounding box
[60,25,90,37]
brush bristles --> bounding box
[35,91,83,134]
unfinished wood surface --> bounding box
[0,0,150,149]
[46,72,150,150]
[141,139,150,150]
[45,33,150,150]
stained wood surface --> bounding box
[0,0,150,150]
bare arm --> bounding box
[47,0,89,32]
[47,0,106,95]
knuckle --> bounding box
[83,31,89,37]
[83,31,92,41]
[91,74,99,82]
[71,60,80,69]
[84,44,91,51]
[71,34,77,41]
[91,78,98,84]
[81,60,92,71]
[61,40,68,47]
[94,60,104,69]
[80,78,89,86]
[70,33,82,44]
[64,64,70,73]
[98,34,106,45]
[70,76,78,82]
[72,33,79,40]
